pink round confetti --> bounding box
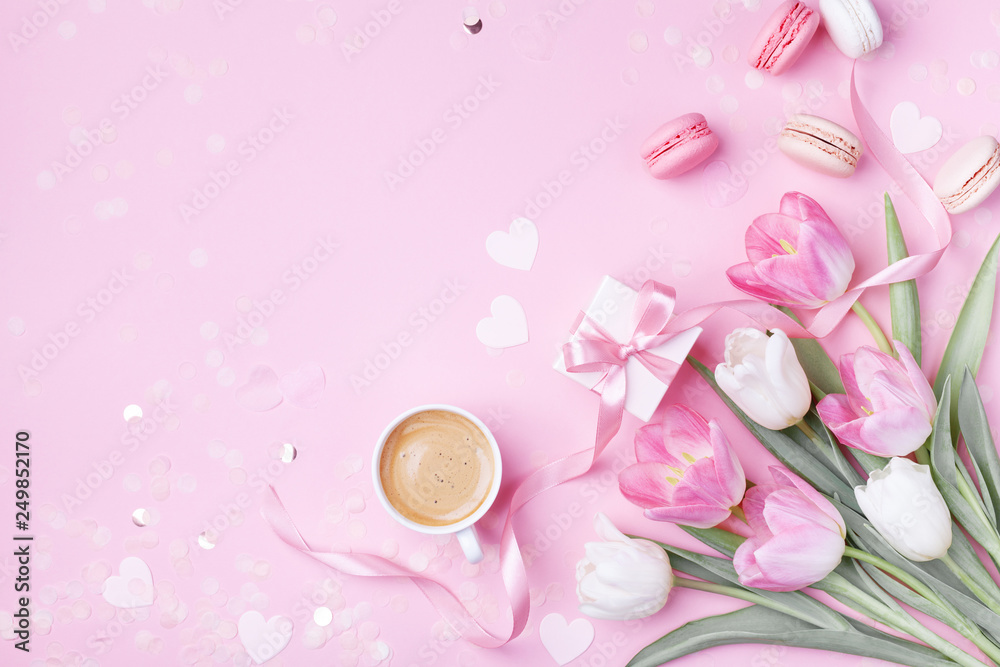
[149,456,171,476]
[150,476,170,501]
[344,489,366,513]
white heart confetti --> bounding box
[238,611,293,664]
[101,557,155,609]
[486,217,538,271]
[890,101,942,154]
[539,613,595,665]
[476,295,528,349]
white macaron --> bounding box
[819,0,884,59]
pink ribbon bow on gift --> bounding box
[562,280,683,452]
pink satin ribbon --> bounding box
[259,60,953,649]
[802,63,952,337]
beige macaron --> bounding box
[777,114,863,178]
[933,136,1000,214]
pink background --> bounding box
[3,0,1000,665]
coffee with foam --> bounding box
[379,410,495,527]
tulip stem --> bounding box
[795,419,822,444]
[851,301,894,355]
[842,547,942,604]
[672,576,834,628]
[817,572,993,667]
[844,547,1000,663]
[941,552,1000,617]
[953,470,1000,553]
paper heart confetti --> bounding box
[487,217,539,271]
[539,613,595,665]
[890,101,942,154]
[278,363,326,409]
[476,295,529,349]
[511,15,557,61]
[102,557,155,609]
[702,160,748,207]
[235,365,283,412]
[238,611,293,664]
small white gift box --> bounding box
[553,276,702,422]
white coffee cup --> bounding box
[372,404,502,564]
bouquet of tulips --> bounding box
[575,192,1000,667]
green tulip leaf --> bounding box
[688,357,860,511]
[679,525,743,558]
[845,447,889,477]
[777,306,846,396]
[930,380,1000,558]
[832,496,1000,639]
[885,193,922,365]
[934,232,1000,434]
[655,542,851,632]
[783,410,865,487]
[959,368,1000,530]
[626,605,957,667]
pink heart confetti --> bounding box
[278,363,326,409]
[702,160,748,208]
[235,365,283,412]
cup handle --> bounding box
[455,525,483,564]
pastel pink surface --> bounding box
[2,2,999,667]
[747,1,820,75]
[640,113,719,179]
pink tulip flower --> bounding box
[816,342,936,457]
[734,467,846,592]
[618,405,746,529]
[727,192,855,309]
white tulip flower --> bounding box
[576,513,673,621]
[715,328,811,431]
[856,457,952,562]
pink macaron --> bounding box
[748,1,820,75]
[640,113,719,179]
[933,136,1000,214]
[777,114,863,178]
